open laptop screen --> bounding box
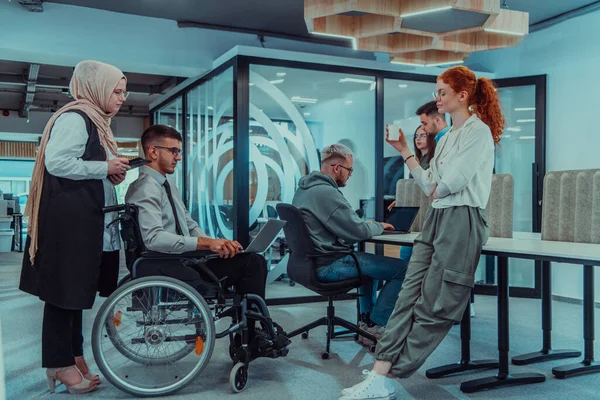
[385,207,420,233]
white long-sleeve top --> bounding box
[410,114,495,210]
[44,112,120,251]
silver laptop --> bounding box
[243,219,287,254]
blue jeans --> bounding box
[400,246,413,263]
[316,252,408,326]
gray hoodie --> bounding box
[292,171,383,262]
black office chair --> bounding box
[276,203,378,358]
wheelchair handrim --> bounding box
[92,276,216,397]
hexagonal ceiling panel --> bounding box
[304,0,529,66]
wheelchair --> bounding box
[91,204,290,397]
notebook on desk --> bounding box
[381,206,419,235]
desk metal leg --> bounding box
[426,292,498,379]
[460,256,545,393]
[513,261,581,365]
[552,265,600,378]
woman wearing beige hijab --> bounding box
[19,60,131,394]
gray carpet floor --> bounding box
[2,250,600,400]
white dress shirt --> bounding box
[125,166,208,254]
[410,114,495,210]
[44,112,120,251]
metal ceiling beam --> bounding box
[18,0,43,12]
[177,20,353,48]
[530,0,600,33]
[0,73,168,95]
[20,64,40,118]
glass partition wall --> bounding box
[151,55,547,303]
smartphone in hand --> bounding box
[128,157,151,169]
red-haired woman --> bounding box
[340,65,504,400]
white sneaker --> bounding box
[339,370,395,399]
[340,370,396,397]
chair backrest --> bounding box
[542,169,600,244]
[485,174,514,238]
[275,204,319,287]
[395,179,431,232]
[118,204,146,271]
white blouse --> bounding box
[410,114,495,210]
[44,112,120,251]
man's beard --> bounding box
[336,179,346,187]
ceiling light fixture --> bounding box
[391,61,425,67]
[345,100,353,104]
[506,127,521,132]
[519,136,535,140]
[484,28,526,36]
[401,6,452,18]
[207,106,214,110]
[398,84,408,88]
[291,96,318,104]
[311,32,357,50]
[425,60,464,67]
[516,119,535,123]
[303,112,311,116]
[391,60,464,68]
[249,82,255,86]
[269,79,284,84]
[276,72,287,77]
[369,82,376,91]
[339,78,375,84]
[514,107,536,111]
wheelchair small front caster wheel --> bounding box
[230,362,248,393]
[369,344,376,353]
[301,332,309,339]
[289,281,296,287]
[321,351,330,360]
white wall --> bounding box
[467,10,600,301]
[0,111,144,139]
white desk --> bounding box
[367,233,600,392]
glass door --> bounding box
[474,75,546,297]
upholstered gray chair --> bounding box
[394,179,431,232]
[541,169,600,244]
[395,174,514,236]
[486,174,514,238]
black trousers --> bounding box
[41,250,118,368]
[42,303,83,368]
[203,253,268,299]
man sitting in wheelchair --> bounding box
[124,125,290,381]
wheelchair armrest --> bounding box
[140,250,220,261]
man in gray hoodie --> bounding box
[292,143,408,345]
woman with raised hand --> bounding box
[340,65,504,400]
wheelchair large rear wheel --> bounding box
[92,276,215,397]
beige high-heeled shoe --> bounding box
[75,356,101,384]
[46,366,97,394]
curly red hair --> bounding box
[438,66,505,144]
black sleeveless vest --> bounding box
[19,110,116,310]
